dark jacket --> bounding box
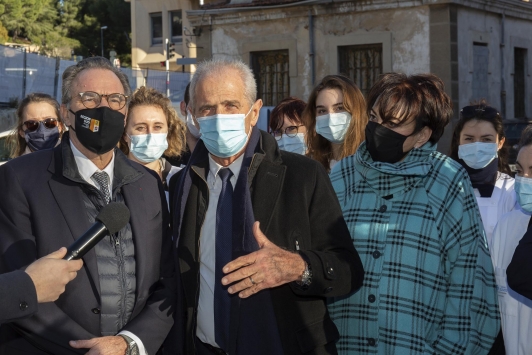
[0,271,38,324]
[0,136,175,355]
[168,130,363,355]
[507,219,532,300]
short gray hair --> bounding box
[61,57,132,105]
[189,58,257,109]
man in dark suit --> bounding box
[168,58,364,355]
[1,248,83,324]
[0,57,174,355]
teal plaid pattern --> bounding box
[328,142,500,355]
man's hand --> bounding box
[222,221,306,298]
[25,247,83,303]
[70,336,127,355]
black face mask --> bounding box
[69,107,125,155]
[25,124,60,152]
[365,121,411,164]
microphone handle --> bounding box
[63,223,109,260]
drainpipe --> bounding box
[309,9,315,86]
[500,10,506,118]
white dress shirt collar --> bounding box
[70,140,115,192]
[207,153,244,186]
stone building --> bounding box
[129,0,532,151]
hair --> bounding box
[302,75,367,171]
[119,86,186,159]
[367,73,452,144]
[519,125,532,151]
[449,100,511,175]
[269,97,306,133]
[61,56,132,106]
[189,58,256,109]
[6,93,63,158]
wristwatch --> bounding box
[296,258,312,288]
[118,334,139,355]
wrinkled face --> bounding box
[191,69,259,134]
[315,88,346,117]
[62,68,128,128]
[459,119,504,150]
[19,102,61,138]
[124,105,168,145]
[516,145,532,177]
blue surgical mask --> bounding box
[315,112,352,143]
[458,142,498,169]
[277,133,306,155]
[186,110,201,138]
[197,107,252,158]
[515,175,532,213]
[127,133,168,163]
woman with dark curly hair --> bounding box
[328,73,499,354]
[120,86,186,191]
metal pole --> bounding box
[22,48,27,98]
[166,38,170,98]
[53,56,60,100]
[101,28,104,57]
[308,9,315,86]
[500,11,506,118]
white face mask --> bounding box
[315,112,352,143]
[186,110,201,138]
[127,133,168,163]
[277,133,307,155]
[458,142,498,169]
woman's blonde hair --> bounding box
[6,93,63,158]
[120,86,186,159]
[302,75,367,171]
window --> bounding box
[150,13,162,45]
[472,42,489,101]
[251,50,290,106]
[169,10,183,43]
[514,47,527,118]
[338,44,382,97]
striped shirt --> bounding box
[328,142,500,355]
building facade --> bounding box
[130,0,532,152]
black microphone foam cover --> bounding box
[95,202,130,235]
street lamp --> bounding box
[100,26,108,58]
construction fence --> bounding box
[0,45,191,106]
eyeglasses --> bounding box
[460,105,500,120]
[271,125,304,140]
[78,91,128,111]
[23,118,59,132]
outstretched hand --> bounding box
[221,221,306,298]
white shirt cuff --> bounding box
[118,330,147,355]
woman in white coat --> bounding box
[450,103,516,248]
[491,125,532,355]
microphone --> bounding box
[63,203,131,260]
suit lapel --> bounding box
[48,177,100,295]
[251,160,286,233]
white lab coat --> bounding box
[474,173,516,249]
[492,207,532,355]
[164,164,183,206]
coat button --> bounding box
[379,205,387,212]
[19,301,28,311]
[368,294,376,303]
[372,251,381,259]
[91,307,101,314]
[327,267,335,276]
[324,287,333,294]
[368,338,376,346]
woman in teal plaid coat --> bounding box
[328,73,500,355]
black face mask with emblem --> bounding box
[69,107,125,155]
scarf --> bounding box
[458,158,498,197]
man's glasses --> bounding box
[23,118,59,132]
[271,125,304,141]
[460,105,500,120]
[78,91,128,111]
